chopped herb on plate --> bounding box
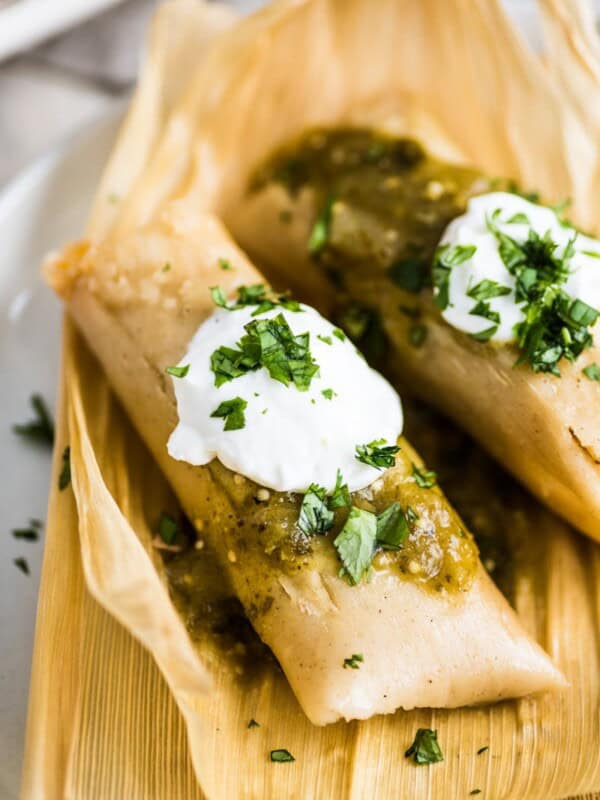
[334,507,378,585]
[405,728,444,765]
[157,512,181,545]
[12,518,43,541]
[13,557,29,575]
[583,363,600,382]
[58,446,71,491]
[355,439,399,470]
[210,397,247,431]
[13,394,54,446]
[270,749,295,763]
[412,463,437,489]
[247,719,260,729]
[343,653,364,669]
[165,364,190,379]
[298,484,335,536]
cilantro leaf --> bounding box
[210,397,247,431]
[166,364,190,379]
[412,463,437,489]
[467,279,511,302]
[13,557,29,575]
[308,193,336,256]
[13,394,54,446]
[12,518,43,541]
[355,439,399,470]
[405,729,444,765]
[330,469,351,509]
[58,446,71,491]
[376,502,410,550]
[583,363,600,382]
[388,256,428,293]
[270,749,295,763]
[432,244,476,310]
[343,653,364,669]
[298,484,335,535]
[334,507,378,585]
[157,512,180,545]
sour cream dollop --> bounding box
[438,192,600,342]
[167,302,403,493]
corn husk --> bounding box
[21,0,600,798]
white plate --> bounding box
[0,0,128,62]
[0,107,121,800]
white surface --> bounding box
[0,0,127,61]
[168,303,403,492]
[0,109,121,800]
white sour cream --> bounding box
[167,302,403,493]
[438,192,600,342]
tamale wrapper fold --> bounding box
[22,0,600,797]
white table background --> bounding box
[0,1,596,799]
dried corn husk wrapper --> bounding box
[22,0,600,798]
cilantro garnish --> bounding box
[329,470,351,509]
[334,507,378,584]
[388,256,428,293]
[270,749,295,763]
[432,244,476,310]
[583,363,600,382]
[333,500,416,584]
[355,439,399,470]
[317,334,332,345]
[375,502,410,550]
[12,518,43,541]
[13,394,54,446]
[13,557,29,576]
[484,214,598,374]
[506,212,529,225]
[210,397,247,431]
[477,746,489,755]
[405,729,444,765]
[166,364,190,379]
[157,512,180,545]
[332,328,345,341]
[247,719,260,729]
[467,279,511,303]
[58,446,71,491]
[343,653,364,669]
[321,388,336,400]
[218,257,233,270]
[308,193,336,256]
[468,300,501,343]
[298,484,335,536]
[210,283,302,316]
[298,471,350,535]
[411,463,437,489]
[210,313,319,392]
[409,324,427,348]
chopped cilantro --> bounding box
[468,300,501,343]
[432,244,476,310]
[355,439,399,470]
[58,446,71,491]
[405,729,444,765]
[218,257,233,270]
[406,505,419,524]
[583,363,600,382]
[582,249,600,259]
[210,397,247,431]
[334,507,378,585]
[470,791,482,796]
[477,746,489,755]
[506,212,529,225]
[343,653,364,669]
[332,328,346,341]
[12,518,43,541]
[247,719,260,729]
[467,279,511,302]
[270,749,295,763]
[13,394,54,446]
[409,324,427,348]
[317,334,333,345]
[388,256,428,293]
[412,463,437,489]
[321,388,336,400]
[484,215,598,374]
[211,313,319,392]
[210,283,302,316]
[157,512,180,545]
[298,484,334,535]
[330,470,351,509]
[13,557,29,575]
[375,502,410,550]
[308,193,336,256]
[165,364,190,379]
